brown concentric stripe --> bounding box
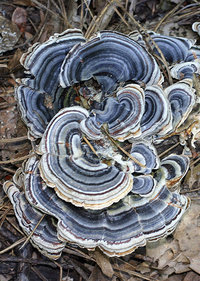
[39,153,133,209]
[21,29,85,95]
[60,31,161,92]
[165,80,195,129]
[22,157,189,256]
[141,85,172,138]
[3,181,65,259]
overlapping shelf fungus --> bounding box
[4,25,200,259]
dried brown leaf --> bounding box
[93,250,114,278]
[13,0,34,6]
[7,48,23,70]
[166,275,184,281]
[183,271,200,281]
[189,254,200,275]
[174,202,200,259]
[89,264,108,281]
[184,163,200,189]
[12,7,27,32]
[0,16,20,54]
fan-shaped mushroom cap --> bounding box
[186,45,200,61]
[131,175,157,197]
[20,29,85,95]
[192,22,200,36]
[15,85,55,139]
[160,154,190,187]
[23,156,189,257]
[16,84,81,140]
[129,31,195,64]
[5,27,196,259]
[140,85,173,139]
[3,181,66,259]
[165,79,196,129]
[38,107,133,210]
[130,141,160,174]
[170,60,200,80]
[60,31,163,93]
[80,84,145,141]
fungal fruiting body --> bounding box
[4,25,200,259]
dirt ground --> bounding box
[0,0,200,280]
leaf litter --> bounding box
[0,0,200,280]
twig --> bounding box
[190,197,200,200]
[181,187,200,194]
[154,0,185,32]
[102,126,146,168]
[85,0,115,38]
[63,246,95,261]
[0,166,16,174]
[80,0,84,29]
[0,206,12,227]
[0,136,28,144]
[19,214,46,250]
[83,0,95,22]
[57,0,71,28]
[158,142,180,158]
[0,237,26,255]
[113,0,173,84]
[83,136,98,156]
[54,261,63,281]
[31,266,48,281]
[31,0,64,20]
[69,259,89,281]
[0,255,73,268]
[190,156,200,167]
[0,155,30,164]
[114,6,131,28]
[5,217,24,236]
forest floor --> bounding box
[0,0,200,280]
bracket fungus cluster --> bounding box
[4,24,200,259]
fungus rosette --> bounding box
[4,26,200,259]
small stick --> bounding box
[158,142,180,158]
[113,0,173,84]
[5,217,24,236]
[114,6,131,28]
[102,126,146,168]
[83,136,98,156]
[154,0,185,32]
[19,214,46,250]
[0,135,28,144]
[181,187,200,194]
[85,0,115,38]
[54,261,63,281]
[0,155,30,164]
[1,166,16,174]
[0,237,26,255]
[190,156,200,167]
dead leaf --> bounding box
[166,275,184,281]
[189,254,200,274]
[24,31,33,40]
[184,163,200,189]
[183,271,200,281]
[13,0,34,6]
[136,262,151,274]
[7,49,23,71]
[174,202,200,258]
[12,7,27,32]
[89,264,109,281]
[0,16,20,54]
[93,250,114,278]
[146,238,179,269]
